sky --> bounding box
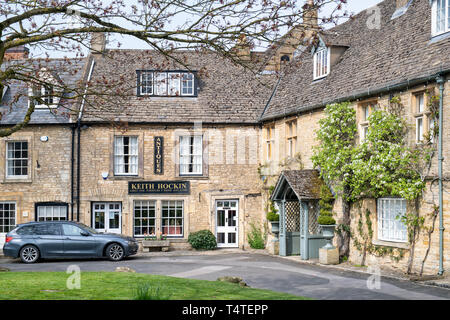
[34,0,385,58]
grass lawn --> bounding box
[0,272,308,300]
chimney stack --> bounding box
[232,34,252,61]
[303,0,318,30]
[4,46,29,60]
[90,33,106,54]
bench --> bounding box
[142,240,170,252]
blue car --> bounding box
[2,221,139,263]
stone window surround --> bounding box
[173,130,209,179]
[411,88,435,144]
[0,135,33,184]
[357,99,378,144]
[264,124,275,162]
[108,131,144,180]
[285,118,298,158]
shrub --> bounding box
[318,185,336,225]
[247,223,265,249]
[188,230,217,250]
[266,209,279,222]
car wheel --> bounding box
[106,243,124,261]
[20,245,40,264]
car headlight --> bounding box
[128,240,137,246]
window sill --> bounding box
[176,175,209,180]
[372,239,409,250]
[2,177,32,184]
[429,31,450,44]
[111,175,142,181]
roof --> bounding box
[261,0,450,121]
[81,50,275,124]
[271,170,324,201]
[0,58,87,125]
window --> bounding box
[36,204,68,221]
[313,47,330,80]
[6,141,28,178]
[134,200,156,237]
[161,200,183,237]
[265,125,275,161]
[414,93,428,143]
[359,102,377,143]
[286,120,297,157]
[429,117,436,143]
[377,198,407,243]
[179,136,202,175]
[0,202,16,233]
[114,136,138,175]
[137,71,196,97]
[29,84,57,108]
[432,0,450,36]
[62,224,85,236]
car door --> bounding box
[62,224,97,257]
[34,223,64,257]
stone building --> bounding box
[260,0,450,274]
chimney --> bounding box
[232,34,252,61]
[4,46,29,60]
[303,0,318,30]
[396,0,409,9]
[90,33,106,54]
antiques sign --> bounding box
[154,136,163,175]
[129,181,190,194]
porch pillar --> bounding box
[300,201,309,260]
[279,200,286,256]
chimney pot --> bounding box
[4,46,29,60]
[90,33,106,54]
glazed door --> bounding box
[92,202,122,234]
[215,200,238,248]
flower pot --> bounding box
[319,224,336,249]
[270,221,279,234]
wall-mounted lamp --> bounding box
[40,136,48,142]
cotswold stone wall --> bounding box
[263,78,450,274]
[0,125,73,224]
[77,123,264,249]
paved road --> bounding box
[1,252,449,300]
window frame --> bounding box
[161,200,184,238]
[35,202,68,222]
[432,0,450,37]
[286,120,297,158]
[313,47,330,80]
[377,198,408,243]
[6,141,29,179]
[413,91,433,144]
[137,70,198,97]
[265,125,275,161]
[358,101,378,144]
[133,200,157,237]
[113,136,139,176]
[0,202,16,234]
[179,135,203,176]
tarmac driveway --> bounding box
[1,252,449,300]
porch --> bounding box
[271,170,328,259]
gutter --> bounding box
[75,57,95,222]
[436,75,445,276]
[260,69,450,122]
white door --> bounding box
[93,202,122,234]
[0,202,16,247]
[216,200,238,248]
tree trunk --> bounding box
[338,187,351,259]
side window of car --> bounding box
[62,224,84,236]
[46,224,62,236]
[17,225,37,235]
[33,224,60,235]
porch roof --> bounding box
[271,170,324,201]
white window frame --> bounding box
[432,0,450,37]
[6,141,29,179]
[181,73,195,96]
[360,124,369,143]
[161,200,184,237]
[0,202,16,234]
[377,198,408,243]
[179,135,203,175]
[313,47,330,80]
[286,120,297,157]
[113,136,138,176]
[28,83,59,109]
[416,116,424,142]
[139,71,154,95]
[133,200,157,237]
[266,126,275,161]
[36,204,68,221]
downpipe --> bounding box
[437,75,445,276]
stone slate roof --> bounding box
[272,169,324,201]
[0,58,87,125]
[81,50,274,124]
[261,0,450,121]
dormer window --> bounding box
[432,0,450,36]
[137,70,197,97]
[313,47,330,80]
[29,83,59,109]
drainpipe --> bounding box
[71,125,75,221]
[437,75,445,276]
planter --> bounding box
[270,221,279,234]
[319,224,336,249]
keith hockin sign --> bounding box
[154,136,163,175]
[128,181,190,194]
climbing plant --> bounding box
[312,97,439,273]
